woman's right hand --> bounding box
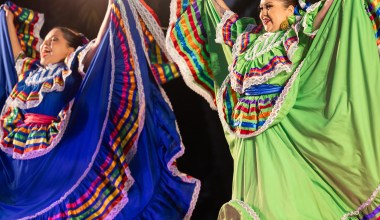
[3,4,24,61]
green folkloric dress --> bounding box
[166,0,380,219]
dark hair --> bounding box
[279,0,298,8]
[257,0,300,14]
[53,27,89,49]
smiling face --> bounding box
[259,0,294,32]
[40,28,75,66]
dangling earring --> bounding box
[280,19,289,31]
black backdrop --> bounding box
[0,0,257,219]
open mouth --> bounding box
[41,48,52,58]
[262,18,271,25]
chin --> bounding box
[263,25,271,32]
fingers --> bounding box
[4,5,13,15]
[3,5,11,14]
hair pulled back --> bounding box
[54,27,89,49]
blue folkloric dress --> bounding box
[0,0,199,219]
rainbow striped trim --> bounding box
[140,17,180,84]
[0,105,70,159]
[18,2,143,218]
[167,0,217,109]
[363,205,380,220]
[365,0,380,50]
[6,1,44,59]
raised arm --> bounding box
[212,0,231,17]
[81,0,113,70]
[313,0,334,30]
[4,5,23,60]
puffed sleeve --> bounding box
[215,11,256,47]
[14,53,39,81]
[299,1,325,37]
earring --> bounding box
[280,19,289,31]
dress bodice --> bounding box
[11,62,82,116]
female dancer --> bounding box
[0,0,199,219]
[166,0,380,218]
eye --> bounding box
[51,37,58,42]
[258,4,272,12]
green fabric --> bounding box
[207,0,380,219]
[167,0,379,218]
[202,0,231,87]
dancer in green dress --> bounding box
[166,0,380,218]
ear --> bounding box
[287,5,295,16]
[67,47,75,54]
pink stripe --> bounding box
[66,153,114,209]
[24,113,57,125]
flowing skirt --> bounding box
[166,0,380,219]
[0,0,199,219]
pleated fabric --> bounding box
[0,0,199,219]
[166,0,380,219]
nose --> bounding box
[260,8,268,18]
[42,39,51,48]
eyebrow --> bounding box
[259,1,273,6]
[44,35,58,40]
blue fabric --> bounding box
[244,84,284,96]
[14,61,83,116]
[0,9,17,107]
[114,2,196,218]
[0,0,197,218]
[0,31,111,219]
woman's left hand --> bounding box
[3,5,15,25]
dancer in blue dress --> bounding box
[0,0,199,219]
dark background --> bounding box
[0,0,257,219]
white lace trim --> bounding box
[16,25,119,220]
[155,3,202,217]
[16,0,146,216]
[168,143,201,220]
[24,63,64,86]
[230,64,292,94]
[230,199,260,220]
[102,10,143,215]
[244,31,288,61]
[298,0,307,9]
[119,0,146,158]
[153,28,201,220]
[15,56,25,74]
[33,12,45,52]
[341,184,380,220]
[215,10,236,44]
[0,101,74,160]
[6,53,79,110]
[77,40,96,76]
[229,29,293,93]
[166,0,217,110]
[286,42,299,61]
[128,0,157,87]
[286,17,302,61]
[105,169,135,220]
[126,1,201,217]
[130,0,174,62]
[302,1,322,37]
[230,27,248,67]
[216,61,304,138]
